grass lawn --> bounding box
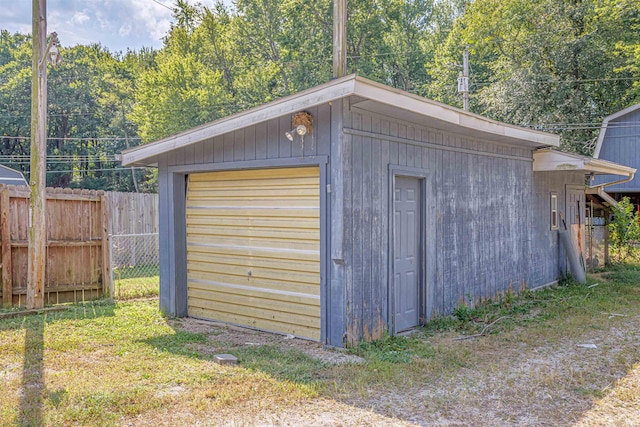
[112,264,159,300]
[1,265,639,426]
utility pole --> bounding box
[456,47,470,112]
[28,0,60,309]
[28,0,48,309]
[333,0,347,78]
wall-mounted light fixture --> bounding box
[285,124,307,141]
[285,111,314,152]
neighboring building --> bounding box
[593,103,640,204]
[122,75,633,347]
[0,165,28,187]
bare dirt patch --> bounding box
[337,316,640,426]
[170,312,639,426]
[174,317,365,365]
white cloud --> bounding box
[70,11,90,26]
[119,24,132,37]
[0,0,230,52]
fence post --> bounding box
[1,187,12,307]
[100,193,112,298]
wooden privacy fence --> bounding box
[107,191,158,236]
[107,191,159,269]
[0,185,110,307]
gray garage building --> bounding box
[122,75,633,347]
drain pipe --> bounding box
[586,171,636,206]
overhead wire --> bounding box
[148,0,174,11]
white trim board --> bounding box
[123,75,561,167]
[533,149,636,176]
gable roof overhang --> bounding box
[593,103,640,159]
[0,164,28,186]
[122,75,560,167]
[533,149,636,190]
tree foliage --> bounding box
[609,197,640,262]
[1,0,640,192]
[0,31,155,191]
[425,0,640,153]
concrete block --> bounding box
[214,354,238,365]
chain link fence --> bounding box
[108,191,160,300]
[111,232,160,299]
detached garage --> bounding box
[122,74,633,347]
[185,167,321,340]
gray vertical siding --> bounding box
[595,108,640,191]
[530,172,585,286]
[164,104,331,167]
[154,96,581,346]
[342,107,569,341]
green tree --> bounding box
[425,0,639,153]
[609,197,640,262]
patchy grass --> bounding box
[113,264,159,300]
[1,264,639,426]
[0,300,318,427]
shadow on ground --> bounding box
[0,301,116,427]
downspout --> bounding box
[586,171,635,206]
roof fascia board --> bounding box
[533,150,636,176]
[593,103,640,158]
[585,159,636,176]
[352,78,560,147]
[122,76,358,166]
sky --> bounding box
[0,0,222,53]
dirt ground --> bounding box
[168,313,640,427]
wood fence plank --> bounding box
[1,188,12,307]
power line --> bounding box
[45,167,149,174]
[0,136,141,141]
[148,0,174,11]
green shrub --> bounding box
[609,197,640,262]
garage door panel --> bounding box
[188,175,318,187]
[187,260,320,284]
[187,186,319,199]
[187,270,319,295]
[186,167,321,340]
[189,167,319,182]
[188,280,320,306]
[187,297,320,329]
[187,252,319,274]
[188,306,320,340]
[186,244,320,263]
[185,207,319,219]
[188,288,319,315]
[186,198,319,208]
[187,235,319,253]
[185,215,318,231]
[186,225,319,242]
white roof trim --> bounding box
[593,103,640,158]
[122,75,357,166]
[533,149,636,176]
[0,164,27,184]
[123,75,560,166]
[352,79,559,147]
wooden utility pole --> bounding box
[333,0,347,78]
[462,47,469,111]
[27,0,48,309]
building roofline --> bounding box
[534,148,636,176]
[123,75,560,167]
[593,103,640,158]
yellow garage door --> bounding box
[186,167,320,340]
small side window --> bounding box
[550,193,558,230]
